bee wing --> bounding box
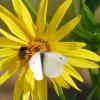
[28,52,43,80]
[43,52,68,78]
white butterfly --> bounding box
[28,51,68,80]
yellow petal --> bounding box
[23,92,30,100]
[14,67,26,100]
[0,60,20,85]
[64,64,84,82]
[50,16,81,41]
[16,0,36,38]
[31,80,38,100]
[64,49,100,61]
[25,68,34,91]
[12,0,23,19]
[53,76,70,89]
[0,37,22,48]
[0,45,20,49]
[0,29,27,45]
[52,42,86,51]
[0,48,18,58]
[62,72,81,91]
[31,91,38,100]
[0,56,18,71]
[50,79,59,96]
[0,5,29,42]
[37,76,47,100]
[36,0,48,37]
[45,0,72,36]
[23,82,30,100]
[21,68,34,100]
[0,37,22,49]
[68,57,99,68]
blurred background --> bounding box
[0,0,100,100]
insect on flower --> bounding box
[28,51,68,80]
[19,47,27,59]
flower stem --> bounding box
[88,69,97,86]
[95,68,100,100]
[71,0,82,27]
[20,96,23,100]
[71,0,80,16]
[58,86,66,100]
[86,86,97,100]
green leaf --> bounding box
[95,24,100,33]
[95,33,100,38]
[73,27,94,41]
[82,4,97,25]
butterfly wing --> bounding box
[43,52,68,78]
[28,52,43,80]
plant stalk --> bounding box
[58,87,66,100]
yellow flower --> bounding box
[0,0,100,100]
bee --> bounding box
[19,47,27,59]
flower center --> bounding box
[19,39,50,60]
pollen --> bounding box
[26,39,50,58]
